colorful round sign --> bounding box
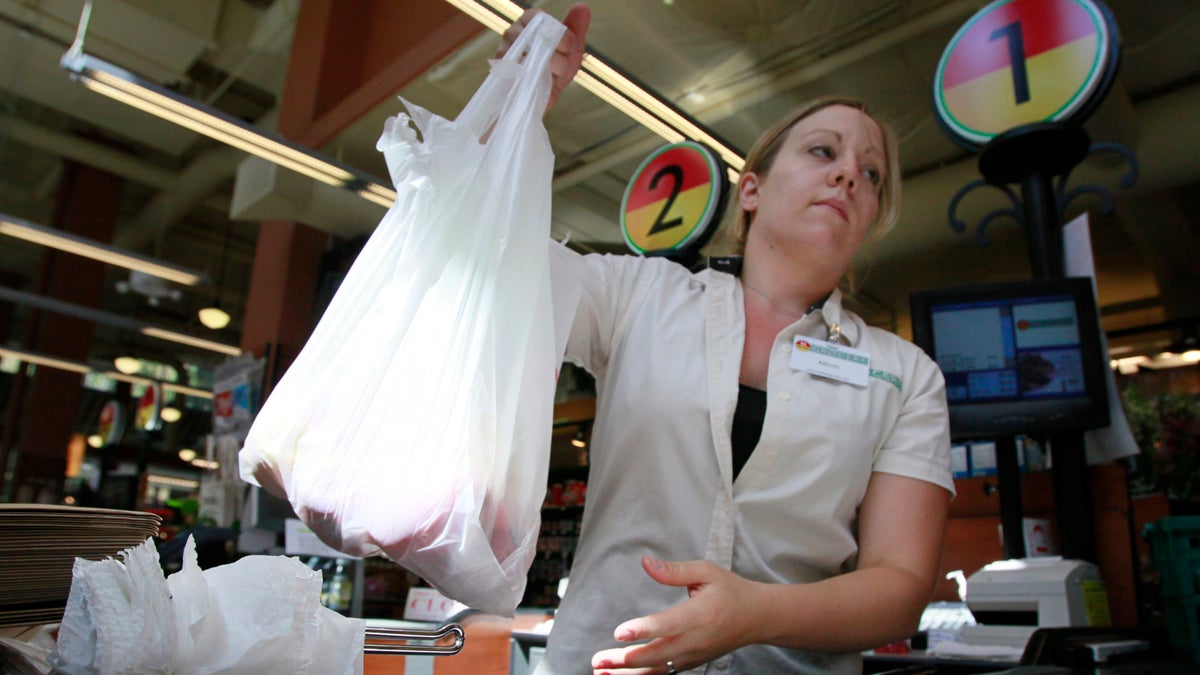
[97,400,125,446]
[933,0,1118,147]
[620,141,728,255]
[136,382,162,432]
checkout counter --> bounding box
[957,558,1111,650]
[866,558,1193,674]
[382,558,1193,674]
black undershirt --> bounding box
[731,384,767,480]
[713,255,826,482]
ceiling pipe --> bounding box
[687,0,985,127]
[6,117,231,217]
[7,116,175,191]
[117,144,244,251]
[550,0,983,192]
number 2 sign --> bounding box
[620,141,728,255]
[933,0,1118,148]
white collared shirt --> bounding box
[538,246,954,675]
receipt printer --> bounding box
[959,558,1112,649]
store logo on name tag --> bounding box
[791,335,870,387]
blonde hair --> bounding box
[709,96,902,256]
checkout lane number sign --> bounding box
[933,0,1118,147]
[620,141,727,255]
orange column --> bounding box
[241,0,483,390]
[7,161,122,498]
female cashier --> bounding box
[502,7,956,674]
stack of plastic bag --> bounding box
[50,537,364,674]
[239,13,576,616]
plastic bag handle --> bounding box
[457,12,565,140]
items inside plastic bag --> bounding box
[239,13,577,616]
[50,537,364,674]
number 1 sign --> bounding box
[933,0,1119,148]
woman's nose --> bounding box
[830,164,856,191]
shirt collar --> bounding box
[813,288,858,345]
[709,256,858,345]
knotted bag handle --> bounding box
[456,12,565,143]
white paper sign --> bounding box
[403,587,467,622]
[284,518,356,559]
[1062,212,1141,464]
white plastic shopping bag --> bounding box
[240,13,571,616]
[51,537,363,674]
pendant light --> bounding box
[198,305,230,330]
[198,221,232,330]
[113,355,141,374]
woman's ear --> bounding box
[738,171,760,213]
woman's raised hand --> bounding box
[496,4,591,113]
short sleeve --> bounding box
[872,348,956,498]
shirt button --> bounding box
[779,391,791,401]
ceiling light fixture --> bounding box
[113,355,141,374]
[0,347,213,401]
[178,448,197,462]
[61,2,397,209]
[442,0,745,178]
[160,406,183,423]
[139,327,240,356]
[199,220,233,330]
[0,286,241,358]
[0,213,208,286]
[147,474,200,490]
[0,347,91,375]
[197,306,231,330]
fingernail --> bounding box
[647,556,664,570]
[616,629,635,641]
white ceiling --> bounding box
[1,0,1198,378]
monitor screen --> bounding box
[909,277,1110,439]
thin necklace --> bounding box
[742,279,842,341]
[741,279,807,319]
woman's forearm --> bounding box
[746,564,932,653]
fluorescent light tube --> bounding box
[0,213,208,286]
[0,347,213,400]
[0,347,91,374]
[61,52,396,207]
[445,0,745,172]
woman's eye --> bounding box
[809,144,833,159]
[864,167,882,185]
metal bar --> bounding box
[364,623,465,656]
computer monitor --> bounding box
[909,277,1110,439]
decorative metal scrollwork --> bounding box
[947,141,1139,246]
[1055,141,1140,216]
[947,178,1022,247]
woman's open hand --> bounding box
[590,556,767,674]
[496,4,590,113]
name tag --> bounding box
[790,335,870,387]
